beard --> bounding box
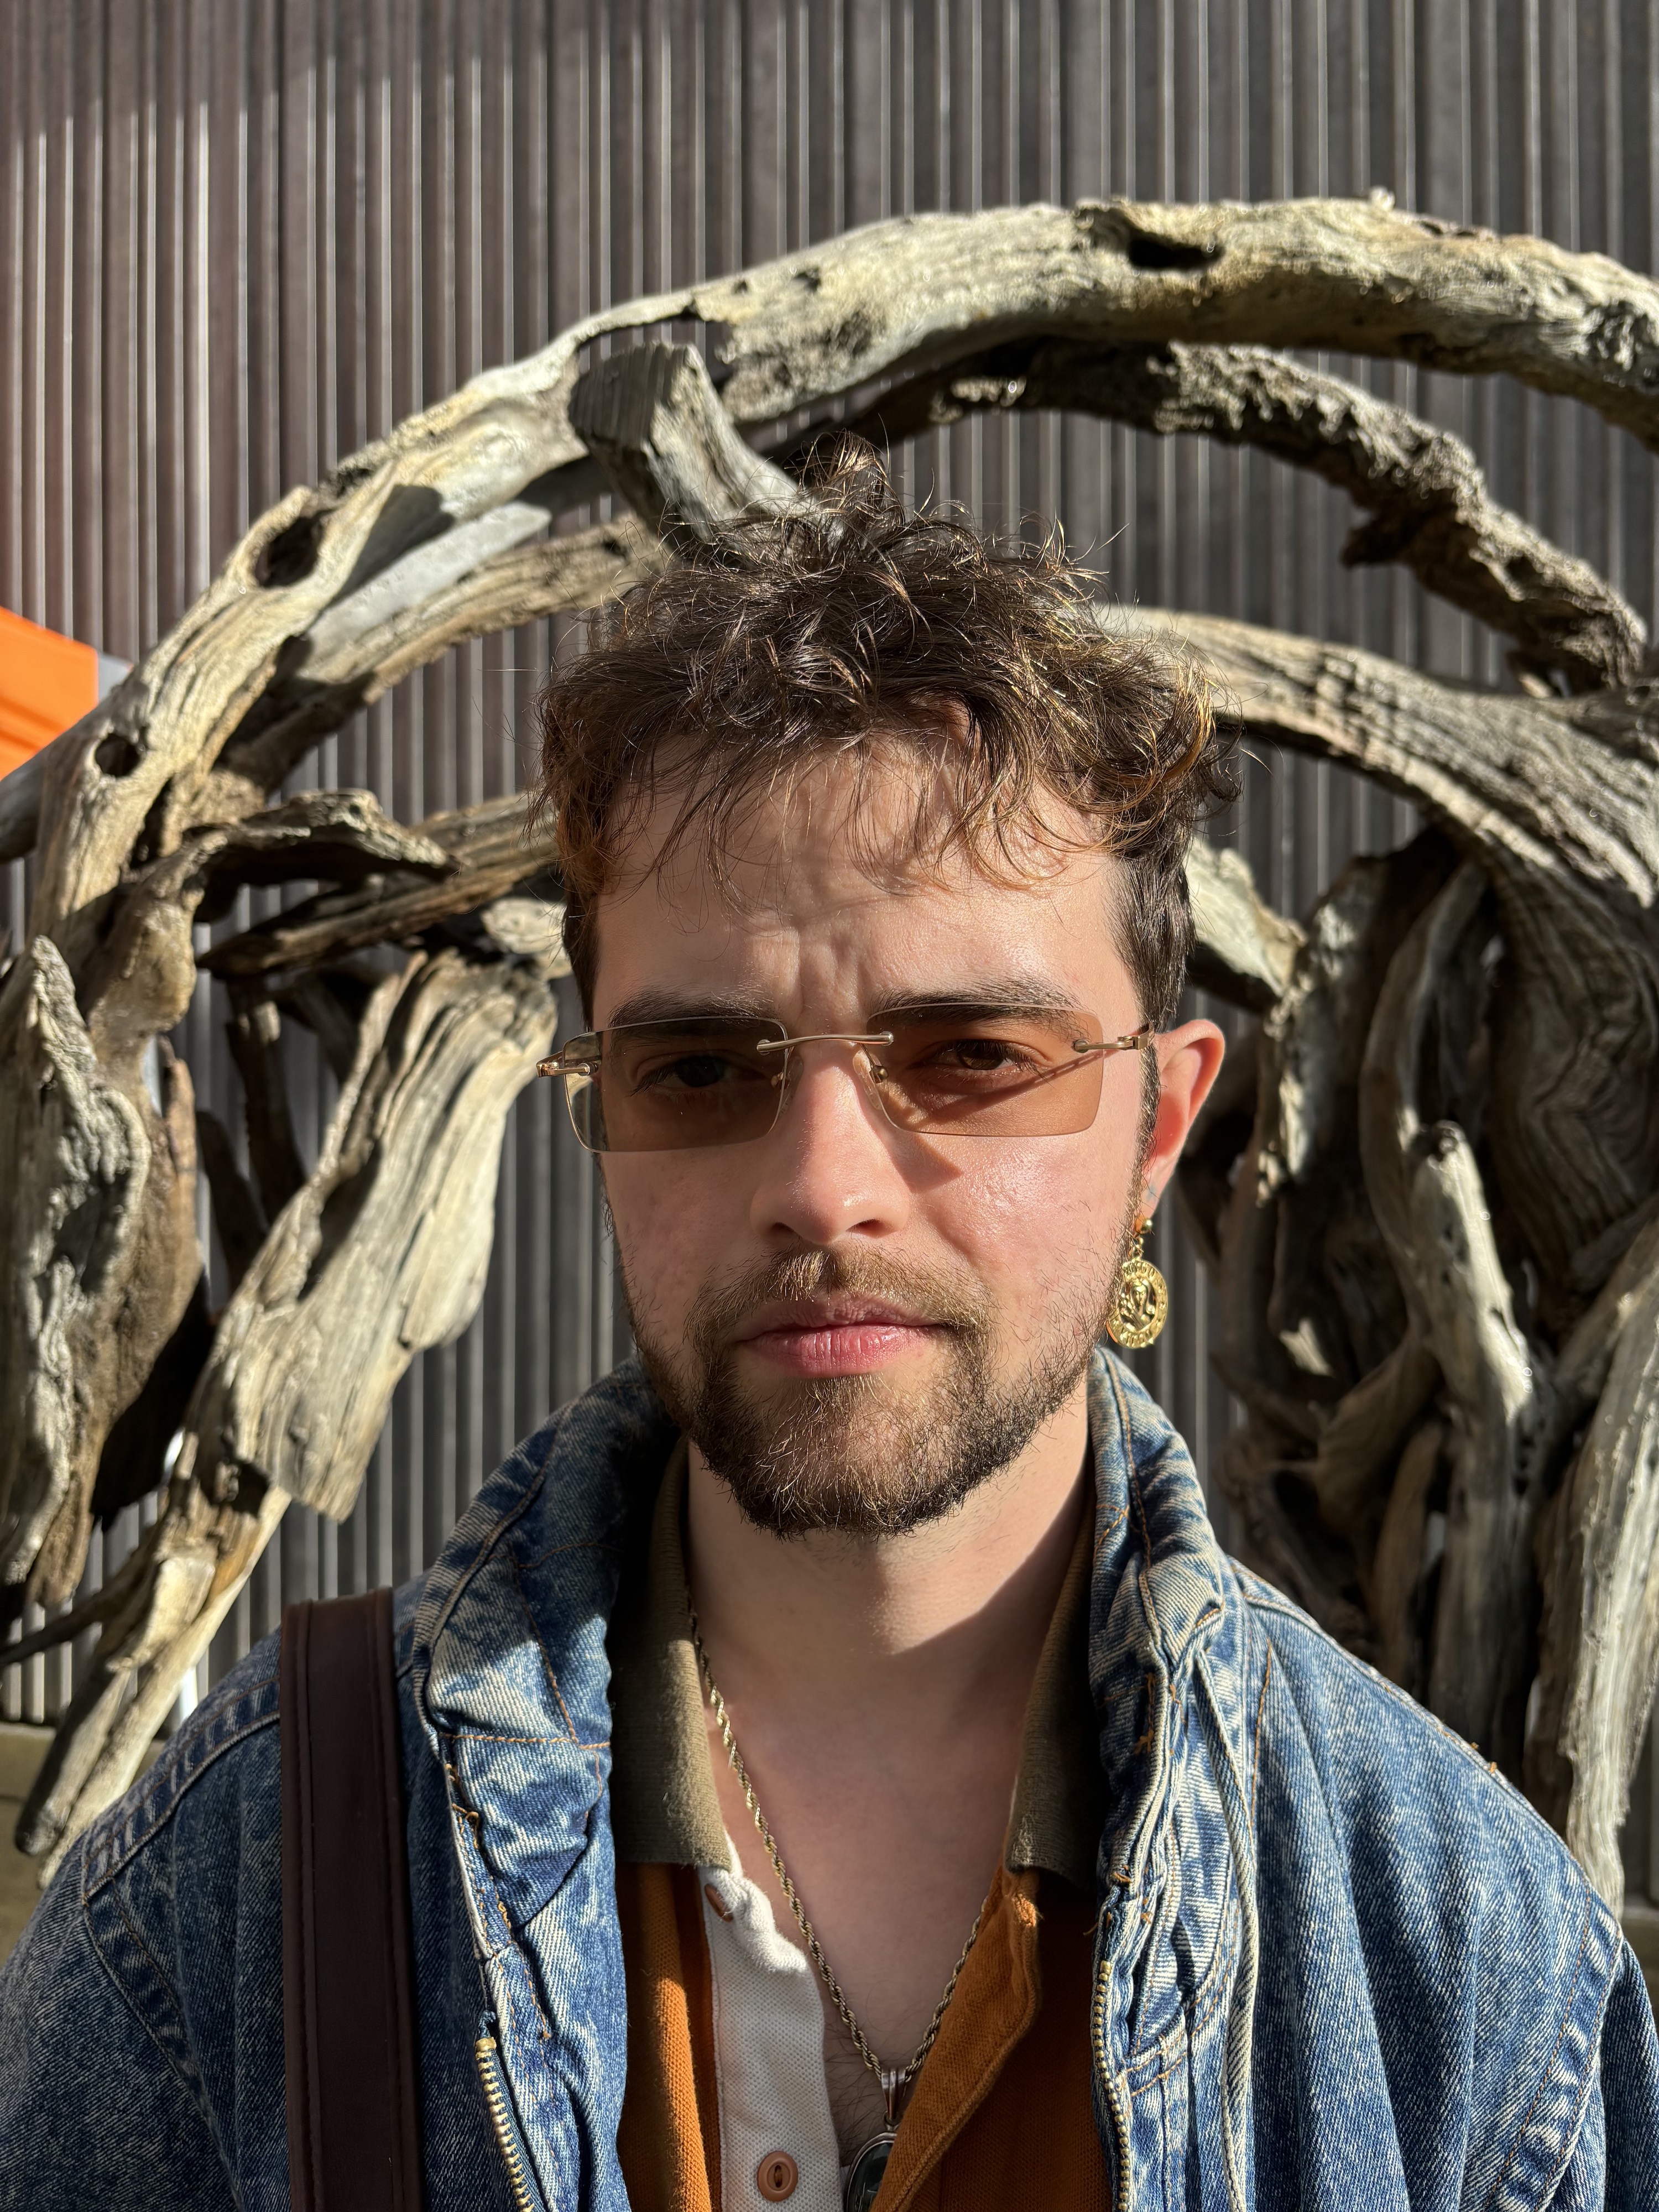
[620,1239,1123,1540]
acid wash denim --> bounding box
[3,1351,1658,2211]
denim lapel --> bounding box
[1086,1347,1256,2210]
[411,1359,676,2212]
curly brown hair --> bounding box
[534,442,1230,1026]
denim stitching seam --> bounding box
[507,1550,583,1741]
[82,1681,280,1894]
[81,1880,212,2120]
[1249,1647,1273,1818]
[1479,1899,1598,2212]
[1126,1887,1241,2086]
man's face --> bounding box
[589,750,1223,1538]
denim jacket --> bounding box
[4,1349,1657,2210]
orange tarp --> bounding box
[0,605,100,782]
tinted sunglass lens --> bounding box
[572,1020,787,1151]
[873,1008,1105,1136]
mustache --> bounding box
[687,1246,991,1354]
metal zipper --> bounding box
[474,2012,539,2212]
[1091,1940,1135,2212]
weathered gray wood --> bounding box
[1201,837,1452,1657]
[693,196,1659,447]
[1132,603,1659,1897]
[1120,608,1659,1304]
[1370,1420,1446,1697]
[1529,1217,1659,1903]
[187,789,452,911]
[189,948,564,1522]
[17,194,1659,893]
[201,792,564,977]
[1361,866,1553,1770]
[0,1542,149,1674]
[0,519,662,863]
[18,1474,289,1875]
[851,340,1645,691]
[570,345,805,540]
[0,943,200,1615]
[194,1109,267,1296]
[208,515,667,816]
[18,943,565,1866]
[222,989,307,1225]
[1185,840,1306,1012]
[0,794,461,1585]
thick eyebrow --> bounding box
[599,978,1085,1029]
[865,978,1081,1021]
[597,985,781,1029]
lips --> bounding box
[732,1298,945,1378]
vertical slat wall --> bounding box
[2,0,1654,1837]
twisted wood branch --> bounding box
[15,192,1659,885]
[1121,608,1659,1300]
[0,946,198,1616]
[848,339,1646,692]
[1137,604,1659,1897]
[17,942,566,1867]
[1360,865,1553,1767]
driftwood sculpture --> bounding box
[3,194,1658,1912]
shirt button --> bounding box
[756,2151,799,2200]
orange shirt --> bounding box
[607,1447,1112,2210]
[617,1860,1108,2211]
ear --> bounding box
[1141,1020,1228,1211]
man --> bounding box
[3,455,1657,2211]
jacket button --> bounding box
[757,2151,799,2200]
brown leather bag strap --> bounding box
[281,1588,423,2212]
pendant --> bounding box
[1106,1221,1168,1349]
[843,2128,897,2212]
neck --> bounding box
[684,1380,1092,1733]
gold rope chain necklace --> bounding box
[687,1595,988,2210]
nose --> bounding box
[747,1041,914,1248]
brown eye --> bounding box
[940,1038,1024,1070]
[918,1035,1041,1077]
[635,1052,752,1092]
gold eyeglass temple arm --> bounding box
[1071,1022,1155,1056]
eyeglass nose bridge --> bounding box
[753,1029,898,1093]
[753,1029,897,1055]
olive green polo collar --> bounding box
[606,1439,1105,1891]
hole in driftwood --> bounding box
[1125,232,1222,273]
[256,511,324,587]
[94,733,140,777]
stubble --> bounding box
[622,1241,1121,1539]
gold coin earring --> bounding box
[1107,1214,1168,1349]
